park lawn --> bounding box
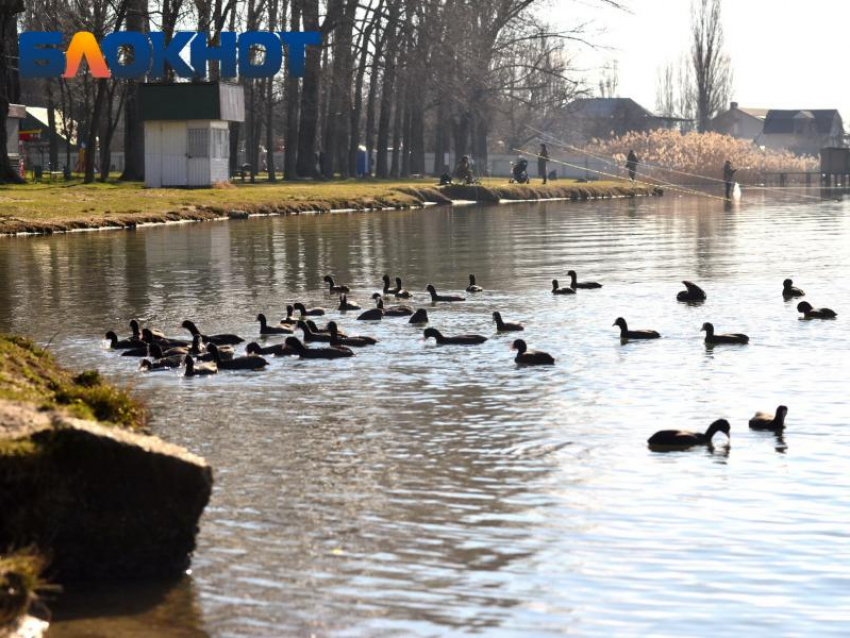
[0,177,645,234]
[0,177,443,221]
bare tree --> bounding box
[690,0,732,132]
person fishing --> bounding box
[723,160,738,200]
[626,150,639,182]
[538,144,550,184]
[454,155,473,185]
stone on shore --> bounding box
[0,401,213,583]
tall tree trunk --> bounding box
[121,0,148,181]
[375,5,400,178]
[400,78,412,177]
[283,0,302,179]
[46,81,59,170]
[265,0,280,181]
[348,15,375,176]
[363,23,385,178]
[295,0,321,177]
[0,3,24,184]
[410,87,425,174]
[84,80,108,184]
[433,100,447,175]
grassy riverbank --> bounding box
[0,335,150,629]
[0,334,147,433]
[0,177,658,235]
[0,333,211,589]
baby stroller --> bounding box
[511,159,529,184]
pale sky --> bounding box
[561,0,850,121]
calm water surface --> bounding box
[2,193,850,637]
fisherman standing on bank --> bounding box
[723,159,738,200]
[626,150,639,182]
[538,144,550,184]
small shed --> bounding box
[6,104,26,163]
[140,82,245,188]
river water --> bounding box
[2,193,850,637]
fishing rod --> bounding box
[512,148,733,203]
[528,130,750,200]
[528,126,835,203]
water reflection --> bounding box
[2,195,850,636]
[47,577,206,637]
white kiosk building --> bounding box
[140,83,245,188]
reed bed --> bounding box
[584,130,818,186]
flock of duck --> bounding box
[103,273,836,451]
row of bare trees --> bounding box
[2,0,624,184]
[655,0,732,132]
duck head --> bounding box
[492,311,502,322]
[425,284,437,295]
[567,270,577,282]
[700,322,715,336]
[256,313,267,325]
[327,321,339,336]
[613,317,628,330]
[285,305,295,317]
[246,342,262,355]
[783,278,794,289]
[706,419,731,440]
[129,319,141,337]
[797,301,813,314]
[511,339,527,354]
[469,274,476,284]
[551,279,560,289]
[423,327,440,341]
[105,331,118,344]
[182,320,200,335]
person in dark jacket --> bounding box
[454,156,473,184]
[723,160,737,199]
[538,144,549,184]
[626,150,639,181]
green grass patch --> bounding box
[0,335,147,430]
